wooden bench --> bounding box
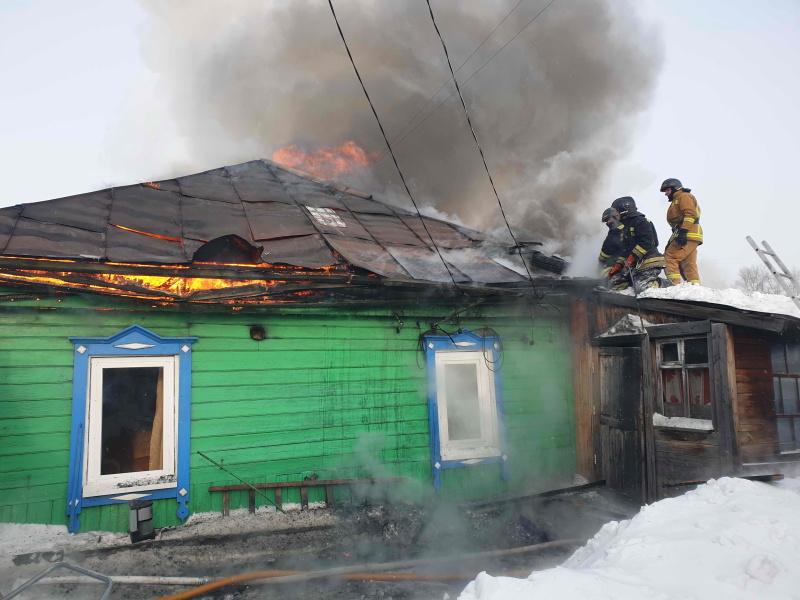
[208,477,407,516]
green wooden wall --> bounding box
[0,288,576,532]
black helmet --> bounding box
[660,178,682,192]
[601,208,618,223]
[611,196,637,217]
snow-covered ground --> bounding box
[460,477,800,600]
[2,478,799,599]
[639,284,800,319]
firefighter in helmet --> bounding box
[598,208,625,279]
[604,197,665,292]
[660,178,702,285]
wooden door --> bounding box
[599,347,644,501]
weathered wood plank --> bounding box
[711,323,739,471]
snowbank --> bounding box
[639,285,800,319]
[460,477,800,600]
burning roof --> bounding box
[0,159,531,303]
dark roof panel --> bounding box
[244,202,318,240]
[181,196,252,242]
[106,226,187,263]
[337,193,398,216]
[442,248,526,283]
[260,234,339,268]
[386,245,469,283]
[323,235,411,279]
[109,185,183,240]
[20,190,111,233]
[232,176,296,204]
[354,212,426,247]
[177,169,241,204]
[399,215,476,248]
[0,206,22,251]
[4,218,105,259]
[226,160,277,180]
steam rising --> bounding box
[135,0,663,255]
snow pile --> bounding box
[639,285,800,319]
[460,478,800,600]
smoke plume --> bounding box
[135,0,663,255]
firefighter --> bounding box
[606,196,666,292]
[660,178,702,285]
[598,208,625,280]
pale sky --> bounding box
[1,0,798,287]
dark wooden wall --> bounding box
[732,331,780,463]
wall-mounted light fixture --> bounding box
[249,325,266,341]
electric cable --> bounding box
[371,0,526,166]
[376,0,557,165]
[327,0,463,292]
[425,0,549,300]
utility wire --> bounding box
[378,0,557,165]
[425,0,547,296]
[326,0,463,291]
[371,0,526,166]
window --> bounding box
[67,326,196,533]
[424,329,507,489]
[771,343,800,453]
[656,337,711,421]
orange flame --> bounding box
[272,141,378,179]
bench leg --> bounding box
[222,491,230,517]
[325,484,334,508]
[275,488,282,511]
[249,490,256,514]
[300,487,309,510]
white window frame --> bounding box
[655,336,712,422]
[435,350,501,461]
[83,355,179,497]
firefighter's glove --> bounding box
[624,254,636,268]
[676,229,689,247]
[607,263,622,278]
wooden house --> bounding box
[571,290,800,503]
[0,159,582,533]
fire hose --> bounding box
[24,538,582,600]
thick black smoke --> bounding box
[136,0,663,253]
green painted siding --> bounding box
[0,289,575,532]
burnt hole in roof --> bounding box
[192,235,264,264]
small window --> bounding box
[67,326,197,533]
[656,337,711,421]
[771,343,800,452]
[84,356,177,497]
[306,206,346,228]
[424,329,508,489]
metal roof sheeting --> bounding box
[0,159,526,284]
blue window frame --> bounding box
[423,329,508,489]
[67,325,197,533]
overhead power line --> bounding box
[375,0,557,166]
[372,0,526,165]
[426,0,557,295]
[326,0,463,290]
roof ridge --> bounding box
[259,158,374,200]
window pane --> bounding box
[771,344,787,374]
[774,377,784,415]
[794,418,800,451]
[777,417,794,451]
[787,344,800,374]
[661,369,684,417]
[688,369,712,419]
[684,338,708,364]
[443,363,482,441]
[661,343,679,363]
[780,378,799,415]
[101,367,163,475]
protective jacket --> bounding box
[621,211,666,271]
[598,223,626,267]
[666,189,703,245]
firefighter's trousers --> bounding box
[665,240,701,285]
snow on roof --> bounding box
[460,477,800,600]
[639,284,800,320]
